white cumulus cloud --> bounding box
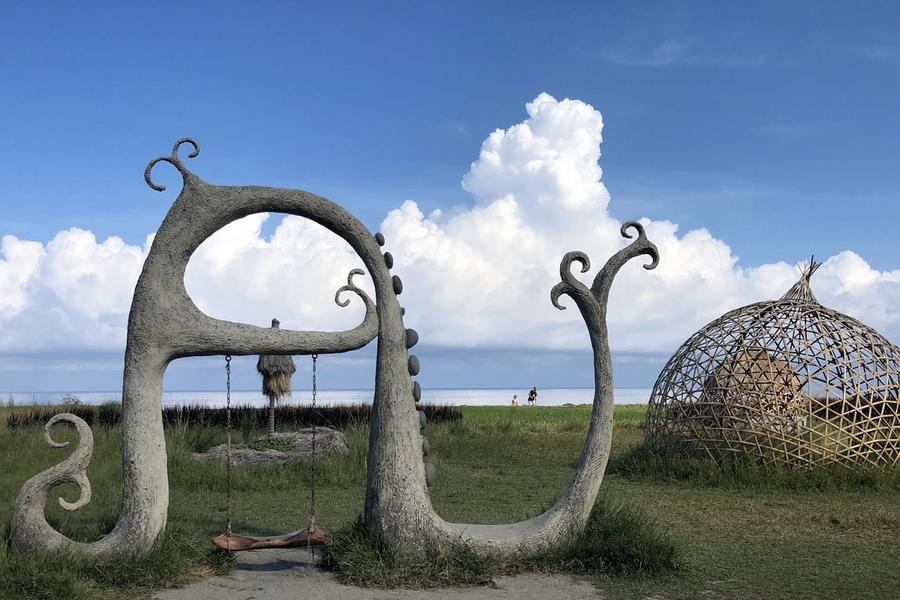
[3,93,900,363]
[0,229,146,351]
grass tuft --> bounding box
[549,499,682,576]
[322,518,497,588]
[0,526,233,600]
[322,498,680,588]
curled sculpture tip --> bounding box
[550,282,569,311]
[560,251,591,279]
[552,251,593,311]
[44,413,74,448]
[642,248,660,271]
[59,471,92,511]
[144,158,172,192]
[620,220,644,239]
[144,138,200,192]
[620,220,659,271]
[173,137,200,159]
[40,413,94,511]
[334,268,371,308]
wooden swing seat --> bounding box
[213,526,331,551]
[215,354,328,554]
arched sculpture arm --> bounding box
[169,269,378,359]
[13,139,395,557]
[407,223,659,558]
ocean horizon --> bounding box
[1,388,652,407]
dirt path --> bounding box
[153,547,603,600]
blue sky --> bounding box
[2,2,900,392]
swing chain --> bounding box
[309,354,318,533]
[220,353,321,555]
[224,355,232,540]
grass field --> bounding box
[1,403,899,599]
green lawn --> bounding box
[1,403,899,599]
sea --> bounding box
[1,388,651,408]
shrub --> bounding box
[60,392,82,406]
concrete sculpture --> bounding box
[11,139,658,560]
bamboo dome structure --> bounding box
[645,259,900,468]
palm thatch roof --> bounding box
[257,318,296,400]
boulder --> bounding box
[192,427,349,467]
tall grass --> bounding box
[3,404,898,599]
[6,404,97,429]
[6,402,462,430]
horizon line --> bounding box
[3,386,654,394]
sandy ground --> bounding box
[153,546,603,600]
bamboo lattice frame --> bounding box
[645,260,900,468]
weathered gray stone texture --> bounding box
[11,140,379,555]
[11,139,659,562]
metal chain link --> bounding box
[221,354,319,555]
[308,354,318,560]
[224,355,232,541]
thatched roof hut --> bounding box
[257,318,296,435]
[257,318,296,399]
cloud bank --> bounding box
[3,93,900,365]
